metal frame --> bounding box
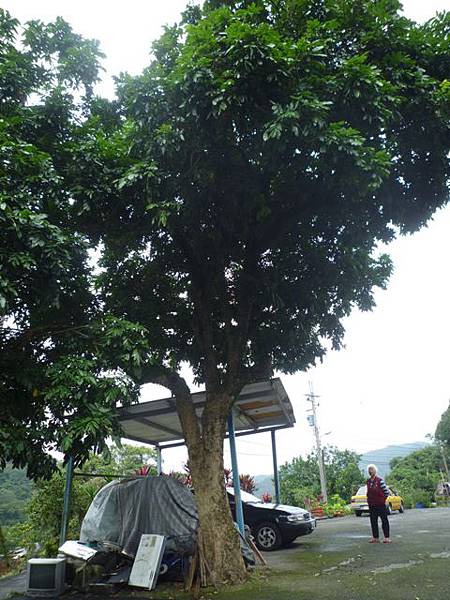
[228,411,245,534]
[155,423,292,450]
[60,380,294,544]
[59,456,74,546]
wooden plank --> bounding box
[247,537,267,566]
[251,410,284,420]
[238,400,275,410]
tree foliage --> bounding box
[280,446,362,505]
[0,465,34,525]
[435,402,450,447]
[64,1,449,395]
[388,445,449,507]
[0,10,152,479]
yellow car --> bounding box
[351,485,404,516]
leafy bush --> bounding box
[280,447,363,506]
[388,445,447,509]
[403,490,434,509]
[290,486,318,509]
[323,494,351,517]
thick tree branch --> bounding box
[137,363,201,449]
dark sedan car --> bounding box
[227,488,316,551]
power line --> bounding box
[237,439,270,448]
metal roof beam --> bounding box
[133,416,183,439]
[154,424,293,450]
[119,400,206,421]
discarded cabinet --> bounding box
[128,534,166,590]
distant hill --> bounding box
[254,474,275,497]
[358,441,429,478]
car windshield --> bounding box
[356,486,367,496]
[227,488,262,504]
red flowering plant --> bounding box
[262,492,272,503]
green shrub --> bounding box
[403,489,433,509]
[290,486,318,509]
[323,494,351,517]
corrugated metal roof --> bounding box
[118,378,295,448]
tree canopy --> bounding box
[1,0,449,583]
[435,402,450,447]
[0,10,150,479]
[280,446,362,505]
[61,0,449,399]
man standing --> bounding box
[366,464,391,543]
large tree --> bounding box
[0,10,149,479]
[66,0,449,582]
[435,402,450,447]
[2,0,449,584]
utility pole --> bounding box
[440,444,449,481]
[306,382,328,503]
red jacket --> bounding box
[366,476,389,507]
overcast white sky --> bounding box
[4,0,449,476]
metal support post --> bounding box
[59,455,74,546]
[156,446,162,475]
[271,430,280,504]
[228,411,245,535]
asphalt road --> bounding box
[258,507,450,600]
[1,508,449,600]
[0,571,26,600]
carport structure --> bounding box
[116,377,296,533]
[59,378,296,543]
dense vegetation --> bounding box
[388,445,450,508]
[280,446,363,506]
[2,444,156,557]
[1,0,449,583]
[435,402,450,448]
[0,9,149,481]
[0,465,34,525]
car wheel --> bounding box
[355,511,362,517]
[254,522,282,551]
[399,502,404,514]
[386,504,392,515]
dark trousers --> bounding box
[369,505,390,539]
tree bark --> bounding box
[178,389,248,585]
[138,365,247,584]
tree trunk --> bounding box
[140,368,248,584]
[179,390,247,584]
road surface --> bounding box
[256,507,450,600]
[1,508,449,600]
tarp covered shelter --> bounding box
[59,378,296,544]
[80,476,198,557]
[116,378,296,534]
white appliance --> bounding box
[129,534,166,590]
[26,557,66,597]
